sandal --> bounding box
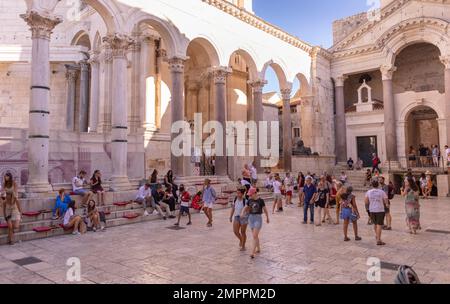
[377,241,386,246]
[355,236,362,241]
[344,237,351,242]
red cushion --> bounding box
[23,211,41,217]
[103,211,111,216]
[123,213,139,219]
[114,202,130,207]
[0,223,8,229]
[33,226,52,233]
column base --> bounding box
[25,182,53,195]
[110,176,132,192]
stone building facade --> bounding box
[0,0,333,192]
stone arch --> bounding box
[71,30,91,49]
[227,48,259,81]
[377,17,450,66]
[261,60,290,90]
[400,101,444,123]
[186,37,220,67]
[125,12,186,59]
[93,32,102,52]
[294,73,311,96]
[82,0,123,34]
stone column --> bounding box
[128,38,141,133]
[212,67,231,176]
[21,11,61,193]
[155,48,165,129]
[98,44,113,132]
[88,52,100,133]
[168,57,186,176]
[140,35,158,131]
[281,88,293,171]
[78,60,90,132]
[187,82,201,121]
[381,65,398,163]
[249,79,267,172]
[65,65,78,131]
[335,75,347,164]
[440,56,450,150]
[104,34,134,191]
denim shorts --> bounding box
[248,214,263,230]
[341,207,357,222]
[74,189,87,196]
[180,206,190,214]
[234,215,249,225]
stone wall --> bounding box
[344,71,383,109]
[332,12,368,45]
[292,155,336,174]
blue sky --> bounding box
[254,0,371,93]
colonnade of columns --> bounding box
[21,9,295,193]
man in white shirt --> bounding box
[284,173,294,206]
[239,178,251,191]
[136,183,153,216]
[365,179,389,246]
[72,170,93,206]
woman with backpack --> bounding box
[340,187,362,242]
[229,188,249,251]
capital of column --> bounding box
[211,67,232,85]
[65,67,78,82]
[380,64,397,80]
[280,88,292,101]
[88,51,100,65]
[168,56,187,74]
[79,60,90,72]
[103,34,135,58]
[335,75,348,87]
[248,79,268,93]
[20,11,62,40]
[157,48,167,59]
[141,34,159,46]
[440,55,450,69]
[187,81,201,93]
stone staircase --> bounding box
[335,170,369,191]
[0,177,238,245]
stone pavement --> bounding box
[0,192,449,284]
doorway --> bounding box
[357,136,378,167]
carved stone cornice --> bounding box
[20,10,62,40]
[102,34,135,58]
[380,65,397,80]
[201,0,313,53]
[211,67,232,85]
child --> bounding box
[191,191,203,212]
[175,185,192,226]
[364,169,372,187]
[202,179,217,227]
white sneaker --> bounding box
[72,231,80,235]
[200,210,205,214]
[144,210,149,217]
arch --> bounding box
[227,48,259,81]
[125,11,186,59]
[71,30,91,49]
[294,73,311,96]
[186,37,220,67]
[377,17,450,66]
[400,102,444,122]
[82,0,123,34]
[261,60,289,90]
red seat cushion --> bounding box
[103,211,111,216]
[123,213,139,219]
[0,223,8,229]
[33,226,52,233]
[114,201,130,207]
[23,211,41,217]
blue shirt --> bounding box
[202,186,217,204]
[303,184,317,204]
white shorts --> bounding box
[203,202,214,209]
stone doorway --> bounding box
[357,136,378,167]
[405,106,439,160]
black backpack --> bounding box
[395,266,421,284]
